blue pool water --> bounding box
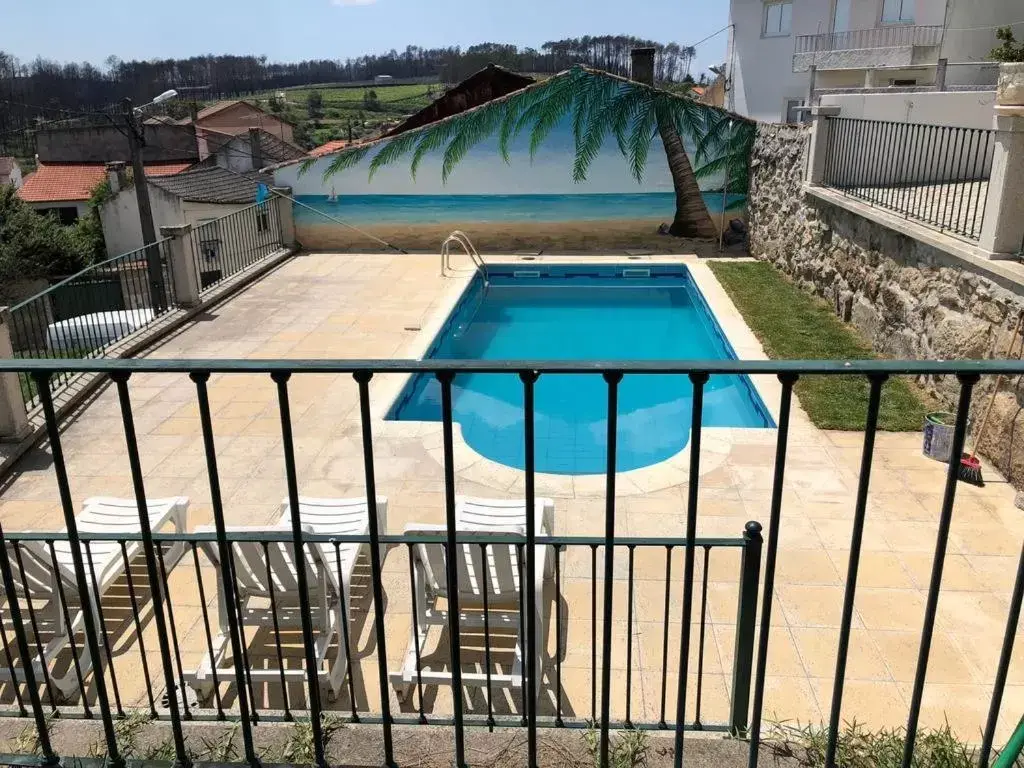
[387,265,773,474]
[294,192,746,224]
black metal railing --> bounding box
[794,24,943,53]
[189,201,283,294]
[7,241,177,411]
[0,357,1022,768]
[821,116,995,240]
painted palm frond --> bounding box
[321,144,374,180]
[693,111,737,164]
[367,130,421,181]
[409,118,461,179]
[441,106,504,182]
[297,156,319,178]
[625,103,659,182]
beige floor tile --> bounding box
[826,550,916,589]
[777,585,856,629]
[895,681,991,740]
[855,589,926,632]
[792,628,891,681]
[714,624,807,679]
[872,630,979,684]
[774,550,842,586]
[809,678,908,730]
[759,675,822,726]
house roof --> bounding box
[147,166,273,204]
[309,139,357,158]
[384,65,535,138]
[181,100,296,128]
[248,130,306,163]
[18,162,193,203]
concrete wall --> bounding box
[100,185,182,256]
[36,124,198,164]
[1,164,23,188]
[748,122,1024,487]
[820,89,997,128]
[729,0,819,122]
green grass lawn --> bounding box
[708,261,931,431]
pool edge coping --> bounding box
[370,256,796,492]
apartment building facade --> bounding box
[728,0,1020,122]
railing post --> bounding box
[807,106,841,186]
[159,224,201,307]
[730,521,762,737]
[934,58,948,91]
[0,308,30,441]
[978,113,1024,257]
[271,186,297,249]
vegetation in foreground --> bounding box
[766,719,1022,768]
[708,261,931,431]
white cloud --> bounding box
[332,0,377,5]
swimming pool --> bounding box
[387,265,773,475]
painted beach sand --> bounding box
[294,192,747,252]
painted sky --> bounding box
[278,115,731,197]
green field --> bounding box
[242,82,440,147]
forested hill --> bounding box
[0,36,697,138]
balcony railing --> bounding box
[794,24,944,54]
[4,201,285,416]
[0,357,1023,768]
[821,116,996,240]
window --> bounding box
[255,205,270,233]
[763,1,793,37]
[196,218,221,261]
[881,0,914,24]
[39,206,80,225]
[891,78,917,86]
[784,98,805,124]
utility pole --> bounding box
[122,98,166,311]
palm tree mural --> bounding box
[303,67,753,238]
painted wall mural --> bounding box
[273,67,755,252]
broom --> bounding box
[960,312,1024,486]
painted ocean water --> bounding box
[293,192,746,224]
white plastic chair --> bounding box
[0,496,188,699]
[391,497,554,701]
[187,496,387,701]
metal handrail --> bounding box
[794,24,943,53]
[441,230,489,287]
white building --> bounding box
[727,0,1021,123]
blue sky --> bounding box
[3,0,729,78]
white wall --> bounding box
[730,0,824,122]
[820,89,997,128]
[1,164,23,188]
[100,184,181,256]
[729,0,1019,122]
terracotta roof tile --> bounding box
[309,139,356,158]
[17,162,193,203]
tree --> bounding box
[307,90,324,119]
[363,89,381,111]
[313,67,744,238]
[0,185,92,283]
[990,27,1024,63]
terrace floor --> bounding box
[0,251,1021,744]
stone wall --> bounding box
[748,122,1024,487]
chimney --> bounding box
[105,161,127,194]
[248,127,263,171]
[630,47,656,86]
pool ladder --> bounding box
[441,231,489,289]
[442,231,490,339]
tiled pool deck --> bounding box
[0,252,1021,742]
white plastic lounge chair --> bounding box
[186,496,387,701]
[0,496,189,699]
[391,496,554,701]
